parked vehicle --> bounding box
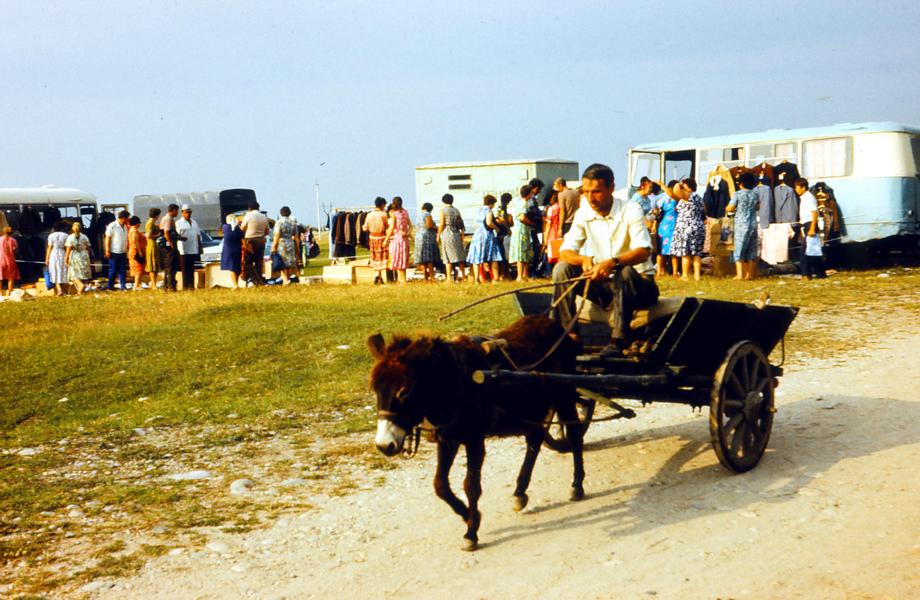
[628,122,920,248]
[133,188,256,237]
[415,159,579,232]
[0,186,99,282]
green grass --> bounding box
[0,268,918,594]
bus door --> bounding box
[629,151,662,195]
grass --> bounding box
[0,266,918,594]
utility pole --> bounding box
[314,181,320,231]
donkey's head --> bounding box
[367,333,443,456]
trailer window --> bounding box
[448,174,472,190]
[748,144,773,164]
[803,137,852,178]
[774,142,797,164]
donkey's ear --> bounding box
[367,333,386,359]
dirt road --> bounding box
[105,331,920,599]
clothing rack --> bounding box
[329,206,378,262]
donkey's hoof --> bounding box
[512,493,529,512]
[570,486,585,501]
[461,538,479,552]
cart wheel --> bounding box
[710,341,775,473]
[543,398,595,453]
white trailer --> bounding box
[415,159,579,232]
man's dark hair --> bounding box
[442,193,454,205]
[392,196,403,209]
[500,193,512,206]
[149,207,161,218]
[680,177,698,192]
[528,178,545,192]
[739,172,757,189]
[582,163,615,187]
[247,200,260,211]
[375,197,387,209]
[519,184,533,198]
[117,210,130,219]
[129,215,141,226]
[52,220,68,232]
[794,177,809,189]
[167,203,179,212]
[483,194,497,206]
[640,176,651,185]
[280,206,291,217]
[650,182,662,195]
[666,179,679,188]
[421,202,433,212]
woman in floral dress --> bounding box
[45,221,70,295]
[670,178,706,281]
[726,171,760,280]
[65,221,92,295]
[508,189,535,281]
[385,196,411,284]
[272,206,301,284]
[438,194,466,283]
[656,181,679,277]
[466,195,503,283]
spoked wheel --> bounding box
[710,341,775,473]
[543,398,595,453]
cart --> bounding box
[472,293,798,473]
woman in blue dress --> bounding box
[466,195,503,283]
[221,214,244,287]
[656,180,679,277]
[414,202,438,282]
[726,171,760,280]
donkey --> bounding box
[367,314,586,551]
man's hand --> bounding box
[104,250,111,259]
[586,257,616,281]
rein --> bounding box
[437,275,591,321]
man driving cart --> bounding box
[551,163,660,356]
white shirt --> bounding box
[798,191,818,225]
[560,198,655,275]
[241,210,269,239]
[175,217,201,255]
[105,220,128,254]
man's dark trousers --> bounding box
[180,253,200,290]
[107,253,127,291]
[551,261,659,341]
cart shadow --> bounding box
[485,394,920,547]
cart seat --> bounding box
[576,296,684,329]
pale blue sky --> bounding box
[2,0,919,225]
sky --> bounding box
[2,0,920,226]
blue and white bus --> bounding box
[627,122,920,247]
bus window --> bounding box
[2,208,20,230]
[803,137,853,178]
[774,142,797,163]
[80,204,96,230]
[59,205,79,219]
[664,150,694,181]
[631,152,661,185]
[699,146,744,179]
[748,144,773,165]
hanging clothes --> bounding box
[750,162,774,184]
[773,162,800,187]
[728,165,753,191]
[762,223,794,264]
[756,182,773,228]
[773,184,799,223]
[702,177,731,218]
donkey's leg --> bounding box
[556,400,586,501]
[512,428,544,512]
[461,439,485,551]
[434,440,468,521]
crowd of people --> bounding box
[0,199,322,296]
[0,163,829,298]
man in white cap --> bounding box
[175,204,202,291]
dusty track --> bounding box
[104,329,920,599]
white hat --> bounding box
[181,203,191,211]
